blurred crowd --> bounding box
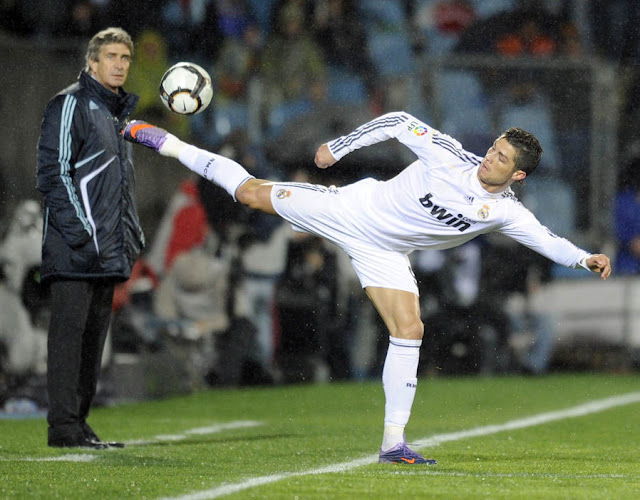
[2,0,640,407]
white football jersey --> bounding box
[326,112,590,270]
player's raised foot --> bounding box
[378,439,437,465]
[123,120,170,152]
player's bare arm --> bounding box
[315,144,337,169]
[585,254,612,279]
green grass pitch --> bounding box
[1,373,639,499]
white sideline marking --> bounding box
[0,454,98,463]
[0,421,263,463]
[125,420,263,446]
[4,454,99,463]
[390,470,633,480]
[161,391,640,500]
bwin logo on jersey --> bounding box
[419,192,473,231]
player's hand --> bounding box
[314,144,337,169]
[586,254,612,280]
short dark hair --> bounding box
[85,27,134,72]
[501,127,543,176]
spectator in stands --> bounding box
[55,1,101,38]
[192,20,263,147]
[153,247,230,383]
[275,233,340,383]
[0,275,47,396]
[0,0,32,35]
[125,29,171,115]
[197,130,286,374]
[214,0,255,39]
[0,200,47,401]
[455,3,563,56]
[214,22,262,104]
[591,1,640,152]
[144,177,211,279]
[159,0,222,62]
[480,235,556,374]
[311,0,376,87]
[589,0,640,63]
[11,0,68,38]
[261,0,327,137]
[416,241,512,376]
[125,29,190,136]
[102,0,163,39]
[409,0,478,56]
[507,259,556,375]
[614,157,640,275]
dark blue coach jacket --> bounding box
[37,71,143,284]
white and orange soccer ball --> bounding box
[159,62,213,115]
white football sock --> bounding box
[381,336,421,451]
[157,134,183,158]
[159,137,254,200]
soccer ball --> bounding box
[159,62,213,115]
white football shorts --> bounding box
[270,180,419,295]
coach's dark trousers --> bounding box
[46,279,114,442]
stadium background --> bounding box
[0,0,638,399]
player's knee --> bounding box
[235,183,254,207]
[235,180,276,214]
[235,181,262,209]
[393,318,424,340]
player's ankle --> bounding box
[381,424,405,451]
[158,134,183,158]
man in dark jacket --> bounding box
[37,27,142,449]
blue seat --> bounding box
[247,0,278,34]
[358,0,407,26]
[497,98,559,170]
[520,177,576,237]
[191,100,249,147]
[520,176,578,279]
[474,0,516,19]
[435,71,486,110]
[267,99,313,139]
[434,71,492,142]
[413,0,474,56]
[327,67,367,105]
[358,0,414,76]
[214,101,249,137]
[365,31,414,76]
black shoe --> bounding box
[93,439,125,448]
[82,422,125,448]
[48,435,109,449]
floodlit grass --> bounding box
[1,373,639,499]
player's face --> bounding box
[478,137,525,192]
[89,43,131,93]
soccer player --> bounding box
[123,112,611,464]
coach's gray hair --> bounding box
[85,27,134,72]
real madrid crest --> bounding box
[478,204,490,220]
[276,188,291,199]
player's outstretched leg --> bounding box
[123,120,254,200]
[378,435,437,465]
